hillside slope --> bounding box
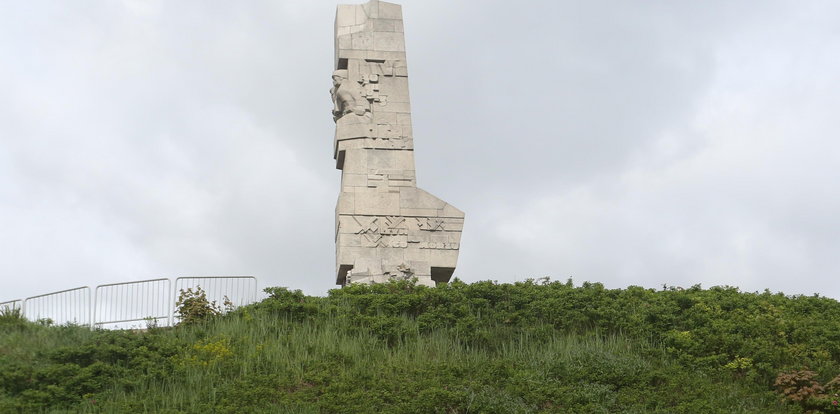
[2,279,840,413]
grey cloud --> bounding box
[1,0,839,301]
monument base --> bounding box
[346,274,436,287]
[342,257,436,287]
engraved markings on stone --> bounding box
[419,241,459,250]
[351,216,454,249]
[418,217,445,231]
[354,216,408,248]
[354,216,382,246]
[361,74,385,105]
[381,216,407,235]
[365,59,406,77]
[354,216,379,234]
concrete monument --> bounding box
[332,0,464,287]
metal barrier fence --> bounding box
[94,279,171,329]
[0,299,23,313]
[23,286,92,326]
[2,276,258,329]
[172,276,258,324]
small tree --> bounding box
[175,287,222,325]
[773,370,840,412]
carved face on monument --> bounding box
[331,70,347,88]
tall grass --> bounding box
[62,311,790,413]
[0,281,811,413]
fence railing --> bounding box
[94,278,171,329]
[0,299,23,313]
[2,276,258,329]
[24,286,92,326]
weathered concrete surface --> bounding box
[331,0,464,287]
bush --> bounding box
[175,286,228,325]
[774,370,840,413]
[3,279,840,413]
[257,287,319,321]
[0,305,26,329]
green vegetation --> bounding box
[174,287,233,326]
[2,279,840,413]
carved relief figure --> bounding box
[330,69,370,122]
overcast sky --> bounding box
[2,0,839,302]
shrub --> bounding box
[3,279,840,413]
[174,287,226,325]
[774,370,840,413]
[0,306,26,329]
[258,287,319,321]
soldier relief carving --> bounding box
[332,0,463,287]
[330,69,370,122]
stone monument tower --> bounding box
[331,0,464,287]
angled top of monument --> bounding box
[334,0,406,68]
[331,0,465,287]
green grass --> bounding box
[3,279,837,413]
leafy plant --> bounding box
[175,336,235,367]
[174,287,222,325]
[774,370,840,413]
[0,305,25,328]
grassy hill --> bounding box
[2,279,840,413]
